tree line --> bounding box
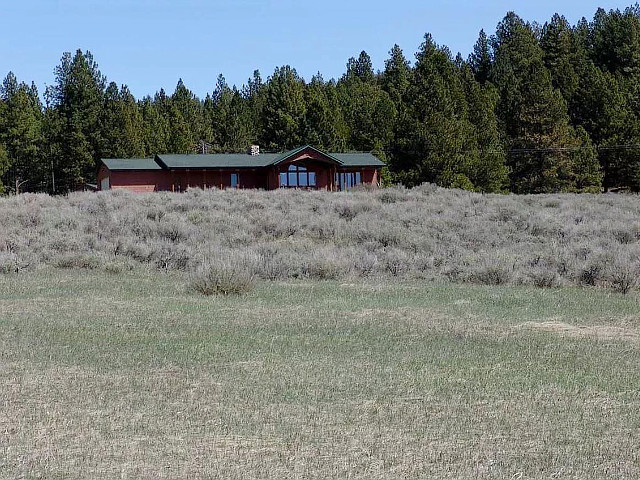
[1,6,640,195]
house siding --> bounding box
[99,147,381,193]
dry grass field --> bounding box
[1,268,639,479]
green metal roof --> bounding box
[332,153,386,167]
[103,147,385,171]
[102,158,162,170]
[155,153,281,169]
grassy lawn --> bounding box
[1,270,639,479]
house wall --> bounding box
[361,168,378,185]
[98,161,380,193]
[97,165,171,193]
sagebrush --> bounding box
[1,185,639,291]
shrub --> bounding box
[579,263,603,286]
[470,265,511,286]
[303,256,344,280]
[607,264,637,295]
[53,253,101,270]
[189,260,255,296]
[0,253,19,274]
[527,267,560,288]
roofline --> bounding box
[271,145,345,166]
[103,148,385,171]
[101,158,163,171]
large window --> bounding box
[336,171,362,191]
[280,164,316,188]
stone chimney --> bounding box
[248,144,260,156]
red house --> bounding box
[98,145,384,193]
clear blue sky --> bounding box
[0,0,629,99]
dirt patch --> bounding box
[518,321,639,342]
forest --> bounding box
[1,6,639,195]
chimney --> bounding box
[248,144,260,156]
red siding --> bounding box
[98,153,380,193]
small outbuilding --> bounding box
[98,145,384,192]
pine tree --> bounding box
[490,13,601,192]
[381,45,411,105]
[0,144,9,194]
[338,70,395,155]
[100,83,145,158]
[459,63,509,192]
[391,34,477,189]
[345,51,375,83]
[140,94,170,155]
[0,72,44,193]
[589,7,640,77]
[540,14,580,102]
[46,50,105,192]
[469,30,493,84]
[171,79,203,150]
[260,66,306,150]
[302,74,340,150]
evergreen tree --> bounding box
[391,34,477,189]
[540,14,580,102]
[381,45,411,105]
[589,7,640,76]
[469,30,493,84]
[338,70,395,155]
[345,51,375,83]
[170,79,203,150]
[302,74,341,150]
[0,73,44,193]
[0,144,8,194]
[100,82,145,158]
[210,75,254,151]
[140,94,170,154]
[46,50,105,191]
[490,13,601,192]
[260,66,306,150]
[459,63,509,192]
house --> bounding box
[98,145,384,193]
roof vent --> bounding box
[248,144,260,156]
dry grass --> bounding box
[1,269,640,479]
[519,321,639,342]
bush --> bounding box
[189,260,255,296]
[579,263,603,286]
[470,265,511,286]
[53,253,101,270]
[607,264,637,295]
[527,267,560,288]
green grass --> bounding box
[1,270,640,478]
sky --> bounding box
[0,0,631,99]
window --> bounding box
[280,164,316,188]
[230,173,239,188]
[335,171,363,191]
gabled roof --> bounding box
[272,145,344,166]
[102,146,385,171]
[102,158,162,170]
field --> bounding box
[1,187,640,478]
[1,268,640,479]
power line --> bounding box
[377,144,640,156]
